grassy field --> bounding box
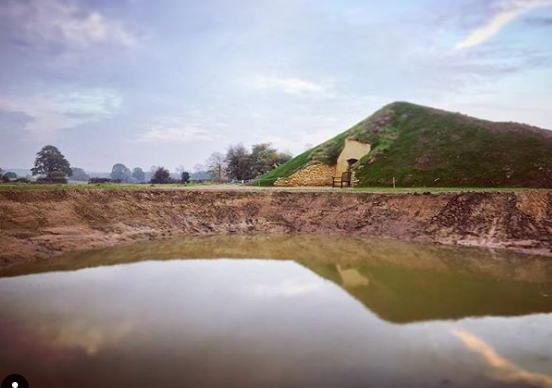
[260,102,552,188]
[0,182,548,193]
[0,183,214,191]
[351,187,550,193]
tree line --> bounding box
[206,143,291,182]
[1,143,292,184]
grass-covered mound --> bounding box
[261,102,552,187]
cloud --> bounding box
[53,90,123,118]
[252,280,322,298]
[135,125,221,144]
[452,329,552,387]
[0,89,122,140]
[254,76,327,95]
[524,16,552,26]
[0,108,35,132]
[0,0,139,51]
[262,128,340,154]
[455,0,552,49]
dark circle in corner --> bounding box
[1,374,29,388]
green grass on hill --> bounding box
[259,124,352,186]
[261,102,552,188]
[258,149,313,186]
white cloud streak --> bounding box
[0,0,139,49]
[255,76,327,95]
[262,128,339,154]
[252,280,322,298]
[456,0,552,49]
[0,89,122,140]
[136,126,220,144]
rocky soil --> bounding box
[1,189,551,268]
[274,164,335,186]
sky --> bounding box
[0,0,551,172]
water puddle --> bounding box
[1,235,551,387]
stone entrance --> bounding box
[335,139,371,177]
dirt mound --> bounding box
[0,189,551,268]
[263,102,552,188]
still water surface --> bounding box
[1,235,552,388]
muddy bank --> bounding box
[1,189,551,267]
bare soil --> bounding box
[1,189,551,269]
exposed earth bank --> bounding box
[1,189,551,268]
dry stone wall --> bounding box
[274,163,335,186]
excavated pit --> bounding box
[1,189,551,268]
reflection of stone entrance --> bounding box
[336,265,369,288]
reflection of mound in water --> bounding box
[3,234,552,283]
[1,253,551,388]
[303,261,552,324]
[2,234,552,324]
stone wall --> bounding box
[274,163,335,186]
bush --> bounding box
[181,171,190,184]
[150,167,174,184]
[36,177,67,184]
[88,178,121,184]
[3,172,17,179]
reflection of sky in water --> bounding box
[0,259,551,388]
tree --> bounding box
[181,171,190,184]
[175,165,187,175]
[225,144,252,181]
[132,167,146,183]
[150,167,172,184]
[175,165,188,182]
[3,172,17,180]
[31,145,72,182]
[191,170,210,180]
[46,171,69,184]
[71,167,90,182]
[0,168,4,179]
[111,163,133,183]
[250,143,272,177]
[193,163,206,173]
[250,143,292,177]
[147,165,159,182]
[276,150,293,165]
[207,152,226,182]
